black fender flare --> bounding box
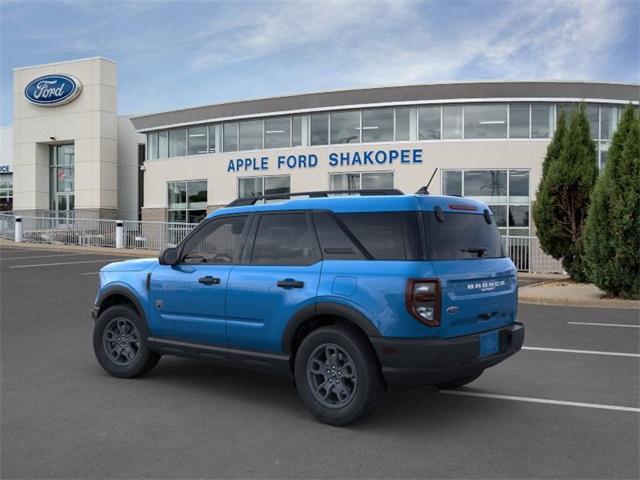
[95,285,146,322]
[281,302,381,353]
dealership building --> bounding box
[4,57,638,238]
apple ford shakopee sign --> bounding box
[24,74,82,106]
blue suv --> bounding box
[92,190,524,425]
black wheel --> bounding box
[434,369,484,390]
[294,325,384,426]
[93,305,160,378]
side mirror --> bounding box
[159,247,178,266]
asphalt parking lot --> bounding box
[1,245,638,479]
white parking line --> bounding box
[9,259,122,269]
[523,346,640,358]
[439,390,640,413]
[568,321,640,329]
[0,253,88,261]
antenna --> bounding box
[416,168,438,195]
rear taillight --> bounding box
[406,279,441,327]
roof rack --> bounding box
[226,188,404,207]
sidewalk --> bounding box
[2,239,638,310]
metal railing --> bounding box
[20,216,118,247]
[504,235,564,274]
[0,213,15,240]
[122,220,197,250]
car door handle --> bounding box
[277,279,305,288]
[198,276,221,285]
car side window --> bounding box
[250,213,319,265]
[313,212,366,260]
[181,215,248,264]
[336,212,408,260]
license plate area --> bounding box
[479,331,500,358]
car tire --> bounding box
[294,324,384,426]
[434,369,484,390]
[93,304,160,378]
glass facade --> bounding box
[238,175,291,199]
[143,102,624,169]
[49,144,75,218]
[442,169,530,236]
[0,173,12,211]
[168,180,207,223]
[330,171,394,191]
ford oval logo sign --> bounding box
[24,74,82,106]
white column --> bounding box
[115,220,124,248]
[14,216,23,242]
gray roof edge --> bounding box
[130,81,640,131]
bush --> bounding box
[584,106,640,299]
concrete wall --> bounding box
[141,140,549,212]
[12,57,118,217]
[0,126,12,169]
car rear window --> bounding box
[422,212,504,260]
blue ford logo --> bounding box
[24,74,82,106]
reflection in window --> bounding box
[169,128,187,157]
[586,105,599,139]
[463,170,507,202]
[395,107,411,141]
[531,104,552,138]
[158,131,168,159]
[310,113,329,145]
[330,172,393,191]
[0,173,12,211]
[464,104,507,139]
[183,216,247,264]
[442,106,463,139]
[509,104,529,138]
[223,122,238,152]
[419,106,441,140]
[168,180,207,223]
[362,172,393,189]
[187,126,208,155]
[509,170,529,201]
[208,124,217,153]
[292,116,303,146]
[600,106,619,140]
[488,205,507,227]
[147,132,158,160]
[251,213,316,265]
[509,205,529,228]
[239,120,263,150]
[362,108,393,142]
[265,117,291,149]
[330,173,360,191]
[442,170,462,196]
[330,111,360,144]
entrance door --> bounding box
[148,214,250,346]
[50,144,75,222]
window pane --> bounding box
[264,117,291,149]
[183,216,247,264]
[169,129,187,157]
[147,132,158,160]
[330,110,360,144]
[509,170,529,202]
[187,210,206,224]
[292,116,303,146]
[395,107,411,141]
[238,177,262,198]
[310,113,329,145]
[531,104,552,138]
[314,212,365,260]
[586,105,599,139]
[188,126,208,155]
[557,103,577,122]
[463,170,507,202]
[187,180,207,209]
[168,210,186,223]
[330,173,360,191]
[252,213,317,265]
[158,131,168,159]
[419,106,441,140]
[208,124,216,153]
[264,176,290,195]
[338,212,406,260]
[509,104,529,138]
[443,170,462,196]
[168,182,187,209]
[599,142,610,170]
[362,108,393,142]
[464,104,507,139]
[223,122,238,152]
[362,172,393,189]
[600,106,619,140]
[508,205,529,228]
[56,167,74,192]
[488,205,507,227]
[239,120,263,150]
[442,106,463,139]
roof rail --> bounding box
[226,188,404,207]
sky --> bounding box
[0,0,638,126]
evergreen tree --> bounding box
[533,104,598,281]
[584,106,640,298]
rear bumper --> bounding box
[370,323,524,390]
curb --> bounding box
[519,291,640,310]
[0,239,157,258]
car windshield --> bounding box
[422,212,505,260]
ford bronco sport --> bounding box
[92,189,524,426]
